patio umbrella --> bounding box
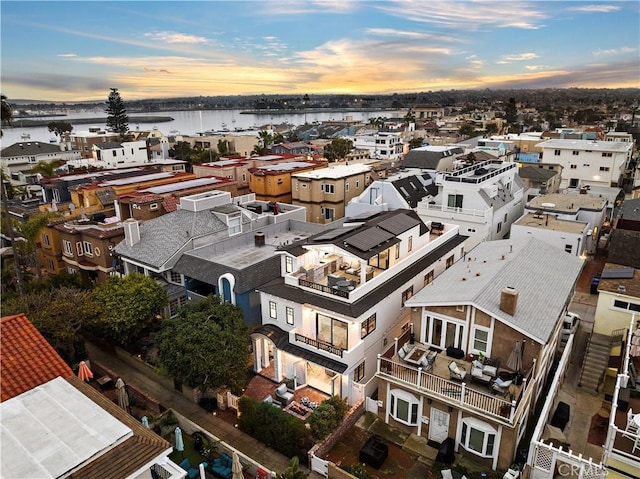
[77,361,93,382]
[141,416,150,429]
[115,378,130,411]
[232,451,243,479]
[174,427,184,458]
[507,341,523,372]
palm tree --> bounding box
[276,457,308,479]
[1,94,13,137]
[31,159,65,179]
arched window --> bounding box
[389,389,419,426]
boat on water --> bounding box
[20,133,31,140]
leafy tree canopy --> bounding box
[2,284,99,364]
[408,137,424,149]
[92,273,168,346]
[47,120,73,137]
[458,123,476,138]
[31,159,65,178]
[1,94,13,127]
[276,456,309,479]
[105,88,129,137]
[156,295,249,393]
[323,138,353,162]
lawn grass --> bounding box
[168,432,206,468]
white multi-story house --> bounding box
[376,238,584,471]
[253,210,468,406]
[0,141,80,174]
[537,139,633,189]
[416,160,525,250]
[350,131,404,161]
[92,140,149,167]
[511,192,608,256]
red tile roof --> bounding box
[0,313,73,402]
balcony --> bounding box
[377,338,536,425]
[295,333,344,358]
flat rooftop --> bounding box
[528,193,608,213]
[293,163,371,179]
[515,212,588,234]
[99,171,173,186]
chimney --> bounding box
[500,287,518,316]
[254,232,265,247]
[123,218,141,247]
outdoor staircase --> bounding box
[578,333,611,393]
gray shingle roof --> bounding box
[1,141,63,157]
[115,209,228,269]
[518,165,558,182]
[405,237,584,344]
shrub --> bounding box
[238,397,312,458]
[344,463,369,479]
[308,395,347,440]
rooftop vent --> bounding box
[617,285,626,293]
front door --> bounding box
[428,407,450,443]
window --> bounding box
[472,327,489,354]
[408,236,413,252]
[582,164,590,167]
[83,241,93,256]
[447,194,463,209]
[170,271,182,284]
[356,180,360,188]
[67,267,77,274]
[554,149,561,156]
[402,286,414,305]
[112,150,117,157]
[565,244,573,253]
[345,182,350,192]
[285,256,293,273]
[42,233,51,247]
[150,203,158,210]
[460,418,497,458]
[242,173,247,182]
[76,242,84,256]
[361,313,376,339]
[317,313,348,349]
[424,270,434,286]
[354,361,365,382]
[602,152,613,157]
[570,164,577,169]
[446,255,454,269]
[321,184,335,194]
[323,207,335,221]
[228,214,242,235]
[456,305,465,313]
[169,296,187,318]
[395,244,400,260]
[599,166,610,172]
[572,150,579,156]
[269,301,277,319]
[612,299,640,313]
[286,307,294,325]
[496,222,502,233]
[504,213,508,223]
[301,183,308,188]
[389,389,419,426]
[62,240,73,256]
[47,259,54,270]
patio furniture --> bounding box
[449,361,466,381]
[431,222,445,235]
[446,346,465,359]
[623,408,639,439]
[359,436,388,469]
[550,401,570,431]
[470,360,498,385]
[492,377,513,396]
[398,342,411,360]
[435,437,456,464]
[275,383,294,406]
[179,458,203,479]
[211,453,233,479]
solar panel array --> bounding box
[344,227,395,252]
[377,212,420,235]
[601,267,634,279]
[313,226,357,242]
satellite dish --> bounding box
[69,203,76,210]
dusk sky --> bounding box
[1,1,639,101]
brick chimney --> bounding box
[500,287,518,316]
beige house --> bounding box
[592,264,639,337]
[291,163,374,223]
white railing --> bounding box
[377,356,515,423]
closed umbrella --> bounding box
[630,328,640,357]
[115,378,130,411]
[507,341,523,372]
[174,427,184,459]
[77,361,93,382]
[232,451,243,479]
[141,416,150,429]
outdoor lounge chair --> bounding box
[212,453,232,478]
[275,383,294,406]
[179,458,204,479]
[441,469,468,479]
[448,361,466,381]
[492,377,513,396]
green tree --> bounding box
[2,285,99,364]
[505,97,518,125]
[47,120,73,138]
[1,94,13,129]
[409,137,424,149]
[253,130,274,155]
[458,123,476,138]
[276,456,309,479]
[308,395,347,440]
[169,141,196,161]
[484,122,498,136]
[31,159,65,178]
[13,212,60,280]
[323,138,353,161]
[105,88,129,137]
[156,295,249,393]
[217,139,230,156]
[92,273,168,346]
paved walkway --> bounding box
[85,342,322,478]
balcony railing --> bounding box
[298,278,350,298]
[377,356,530,423]
[295,333,344,358]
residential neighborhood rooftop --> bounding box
[527,192,608,213]
[293,163,371,179]
[514,212,588,234]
